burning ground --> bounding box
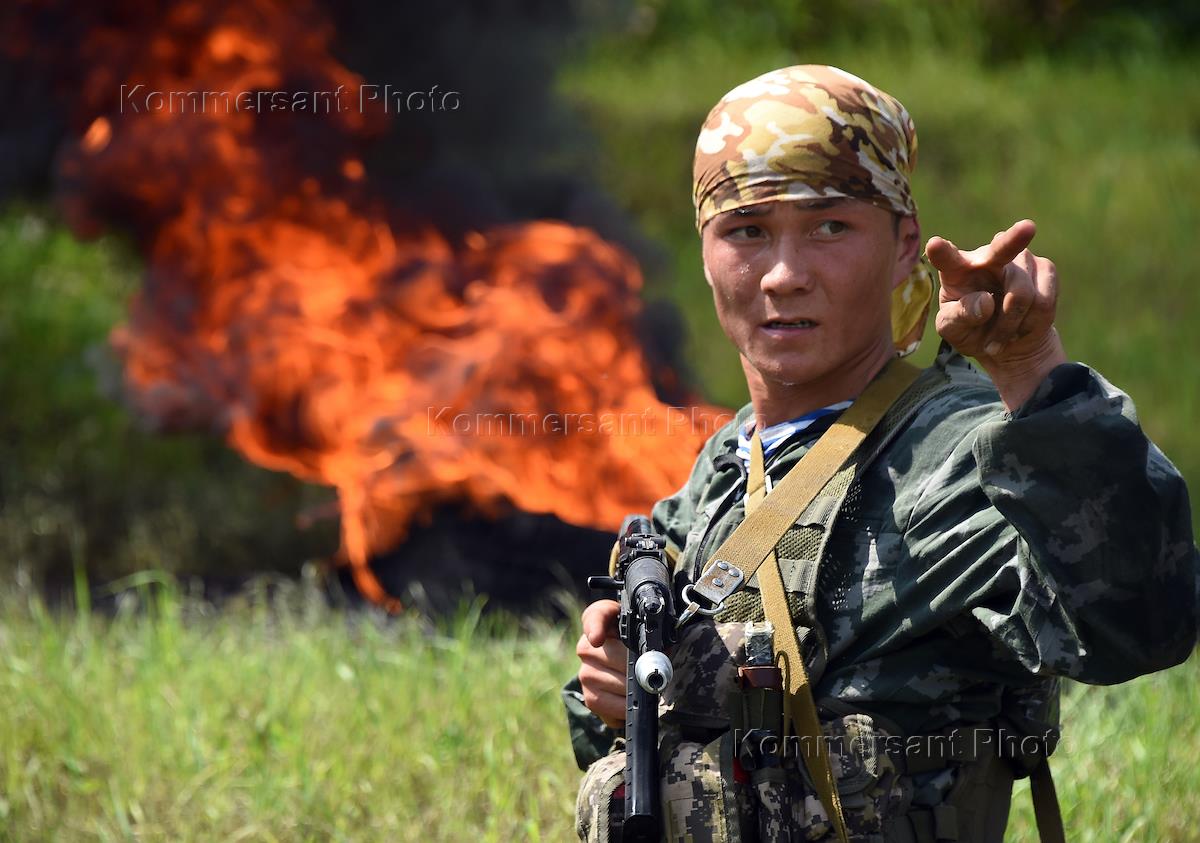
[2,0,731,607]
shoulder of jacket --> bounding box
[662,401,753,505]
[892,347,1008,455]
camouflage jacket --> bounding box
[564,346,1199,769]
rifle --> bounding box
[588,514,678,843]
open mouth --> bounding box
[762,319,817,329]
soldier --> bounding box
[565,65,1198,842]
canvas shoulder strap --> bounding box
[1031,761,1066,843]
[747,431,854,842]
[721,359,921,843]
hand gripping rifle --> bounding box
[588,514,678,843]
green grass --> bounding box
[1008,665,1200,842]
[0,580,583,842]
[0,581,1195,841]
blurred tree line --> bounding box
[606,0,1199,58]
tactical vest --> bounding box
[576,361,1061,843]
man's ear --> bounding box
[703,260,715,288]
[892,214,922,289]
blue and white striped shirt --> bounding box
[735,401,853,495]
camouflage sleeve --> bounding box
[910,363,1198,684]
[562,674,618,771]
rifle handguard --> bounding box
[588,513,679,843]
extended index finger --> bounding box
[979,219,1037,270]
[926,220,1038,277]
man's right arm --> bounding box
[563,502,692,770]
[903,363,1198,684]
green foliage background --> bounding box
[0,217,338,589]
[561,2,1199,495]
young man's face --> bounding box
[701,197,919,394]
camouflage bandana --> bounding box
[693,64,935,355]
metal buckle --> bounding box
[676,558,746,628]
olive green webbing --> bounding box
[737,359,923,843]
[747,451,851,843]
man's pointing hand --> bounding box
[927,219,1068,410]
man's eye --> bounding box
[815,220,848,236]
[727,224,765,240]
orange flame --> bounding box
[38,0,733,605]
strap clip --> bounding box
[676,558,746,628]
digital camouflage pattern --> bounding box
[575,746,625,841]
[567,346,1199,840]
[658,620,747,730]
[660,731,738,841]
[574,712,913,842]
[691,64,936,355]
